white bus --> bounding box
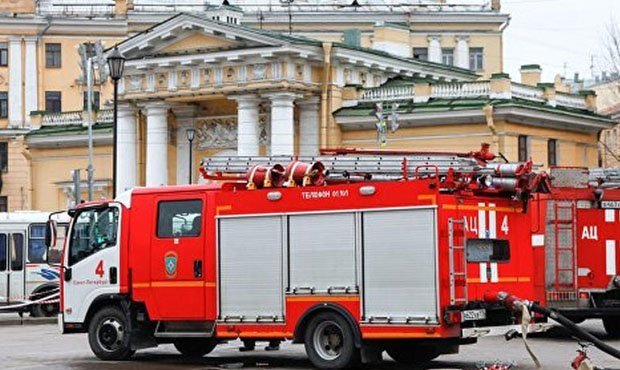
[0,211,69,317]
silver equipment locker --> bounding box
[288,213,357,294]
[218,216,284,321]
[362,208,438,324]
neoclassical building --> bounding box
[0,0,615,210]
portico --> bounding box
[109,13,477,188]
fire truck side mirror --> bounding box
[45,220,58,250]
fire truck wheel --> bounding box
[304,312,360,369]
[386,344,440,364]
[603,317,620,337]
[88,306,135,361]
[173,339,218,357]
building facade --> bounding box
[0,0,614,211]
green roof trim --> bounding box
[520,64,541,70]
[376,22,410,31]
[26,123,112,138]
[490,73,510,79]
[537,82,554,88]
[579,90,596,96]
[334,97,614,123]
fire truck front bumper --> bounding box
[461,322,554,339]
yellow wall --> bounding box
[29,145,112,211]
[4,137,32,211]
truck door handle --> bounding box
[109,267,118,284]
[194,260,203,278]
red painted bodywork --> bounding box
[109,178,506,341]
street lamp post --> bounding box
[107,47,126,198]
[186,128,196,184]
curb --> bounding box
[0,317,57,326]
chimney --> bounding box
[519,64,541,86]
[573,72,580,82]
[115,0,129,16]
[491,0,501,11]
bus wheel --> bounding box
[88,306,135,361]
[173,339,217,357]
[30,301,58,317]
[386,344,440,364]
[304,312,360,369]
[603,317,620,337]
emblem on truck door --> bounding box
[164,251,178,278]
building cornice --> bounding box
[0,16,128,35]
[336,105,612,134]
[26,131,112,148]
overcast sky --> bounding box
[502,0,620,82]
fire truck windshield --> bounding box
[68,207,119,266]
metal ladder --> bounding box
[553,201,577,292]
[448,218,468,305]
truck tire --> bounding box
[29,288,59,317]
[386,344,440,364]
[173,339,218,357]
[304,312,360,369]
[603,317,620,337]
[88,306,135,361]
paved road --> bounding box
[1,319,620,370]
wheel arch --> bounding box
[293,303,362,348]
[83,294,129,331]
[29,282,59,299]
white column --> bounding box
[116,104,138,193]
[264,92,298,156]
[24,37,37,126]
[8,37,22,128]
[428,35,442,63]
[298,97,320,156]
[174,105,199,185]
[145,102,169,187]
[230,94,261,156]
[455,35,470,69]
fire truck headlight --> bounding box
[613,276,620,289]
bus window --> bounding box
[48,225,67,264]
[28,224,47,264]
[10,234,24,271]
[0,234,6,271]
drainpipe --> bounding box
[37,16,52,114]
[320,42,332,150]
[483,104,500,153]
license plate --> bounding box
[461,309,486,322]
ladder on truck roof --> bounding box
[200,148,541,196]
[589,168,620,189]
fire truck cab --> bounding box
[51,148,546,368]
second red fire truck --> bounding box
[47,145,549,368]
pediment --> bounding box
[116,13,295,59]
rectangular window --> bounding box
[10,234,24,271]
[0,234,6,271]
[83,91,100,111]
[157,200,203,238]
[413,47,428,61]
[548,139,558,167]
[0,143,6,172]
[69,207,118,266]
[469,47,484,71]
[0,91,7,118]
[0,196,6,212]
[0,43,7,67]
[45,91,61,113]
[518,135,529,162]
[28,224,47,264]
[441,48,454,66]
[45,43,61,68]
[466,238,510,263]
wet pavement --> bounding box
[1,317,620,370]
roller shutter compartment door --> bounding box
[289,213,357,293]
[219,216,284,321]
[362,208,438,324]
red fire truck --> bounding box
[47,146,547,368]
[525,167,620,335]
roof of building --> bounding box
[26,122,112,138]
[335,96,615,123]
